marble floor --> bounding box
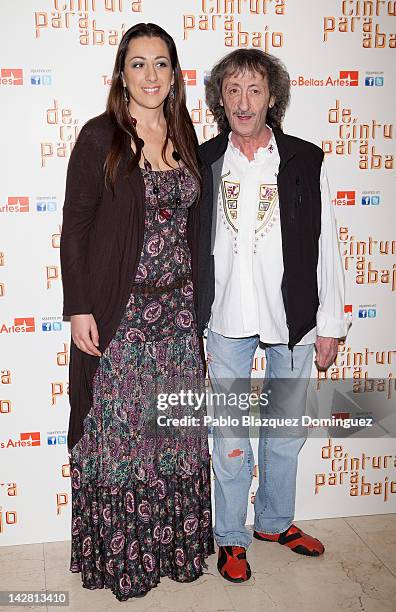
[1,515,395,612]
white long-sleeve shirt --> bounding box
[208,131,349,344]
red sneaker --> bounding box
[253,524,325,556]
[217,546,252,583]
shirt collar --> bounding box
[227,127,277,163]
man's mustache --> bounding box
[233,110,256,117]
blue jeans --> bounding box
[206,329,314,549]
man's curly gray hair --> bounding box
[205,48,291,132]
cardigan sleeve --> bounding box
[60,122,105,316]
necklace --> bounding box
[129,115,183,219]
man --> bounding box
[196,49,349,583]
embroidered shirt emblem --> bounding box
[220,172,240,232]
[256,184,279,234]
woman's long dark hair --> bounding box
[105,22,200,192]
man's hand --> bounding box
[71,314,101,357]
[314,336,338,371]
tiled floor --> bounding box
[1,515,395,611]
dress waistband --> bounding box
[131,275,191,295]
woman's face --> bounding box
[122,36,174,112]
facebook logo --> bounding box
[47,434,66,445]
[358,309,367,318]
[30,74,52,86]
[361,195,380,206]
[365,76,384,87]
[42,320,62,331]
[36,200,57,212]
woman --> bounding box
[60,22,214,601]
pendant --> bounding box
[159,208,172,220]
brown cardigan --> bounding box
[60,113,200,450]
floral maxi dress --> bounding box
[69,166,214,601]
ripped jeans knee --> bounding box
[212,438,254,481]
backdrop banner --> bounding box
[1,0,395,545]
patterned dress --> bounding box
[69,166,214,601]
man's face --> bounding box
[220,69,275,138]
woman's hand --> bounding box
[71,314,102,357]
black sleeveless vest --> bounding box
[197,127,324,349]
